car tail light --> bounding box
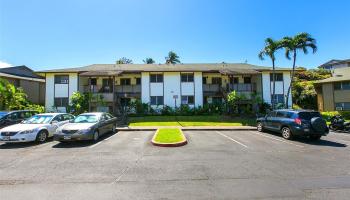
[294,118,302,125]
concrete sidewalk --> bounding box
[116,126,256,131]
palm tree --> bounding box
[258,38,282,110]
[143,58,155,64]
[165,51,180,64]
[116,57,133,64]
[281,33,317,108]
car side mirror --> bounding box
[51,120,59,124]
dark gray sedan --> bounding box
[54,112,117,142]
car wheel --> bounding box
[310,135,322,141]
[93,130,99,141]
[111,125,116,133]
[257,122,264,132]
[281,127,293,140]
[36,130,48,143]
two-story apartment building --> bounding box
[37,63,292,113]
[315,67,350,111]
[318,59,350,71]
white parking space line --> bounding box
[248,131,304,148]
[88,133,119,148]
[215,131,248,148]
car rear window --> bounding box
[298,112,321,120]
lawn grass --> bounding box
[128,115,255,126]
[153,128,184,143]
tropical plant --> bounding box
[116,57,133,64]
[67,92,90,115]
[281,33,317,108]
[258,38,282,110]
[227,91,247,114]
[165,51,180,64]
[143,58,155,64]
[292,68,330,109]
[0,78,44,112]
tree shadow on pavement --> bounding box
[0,138,54,149]
[51,131,117,149]
[262,130,347,148]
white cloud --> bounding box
[0,61,13,68]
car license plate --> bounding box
[2,136,10,141]
[63,136,71,140]
[304,129,310,132]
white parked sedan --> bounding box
[0,113,74,143]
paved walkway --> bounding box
[116,126,256,131]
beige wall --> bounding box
[319,82,350,111]
[0,76,45,105]
[322,83,334,111]
[334,90,350,103]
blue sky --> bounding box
[0,0,349,70]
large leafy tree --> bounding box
[281,33,317,108]
[116,57,133,64]
[258,38,282,110]
[292,67,330,109]
[143,58,155,64]
[165,51,180,64]
[0,78,44,112]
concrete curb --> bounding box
[151,129,188,147]
[116,126,256,131]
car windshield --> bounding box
[72,115,99,123]
[0,112,8,119]
[298,112,321,120]
[23,115,53,124]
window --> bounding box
[150,96,163,105]
[52,115,64,122]
[266,111,276,118]
[270,73,283,81]
[181,73,194,82]
[121,78,131,85]
[335,102,350,110]
[212,97,222,104]
[276,111,285,118]
[271,94,284,104]
[150,74,163,83]
[89,78,97,86]
[54,75,69,84]
[120,98,131,107]
[230,77,239,84]
[334,81,350,90]
[243,77,251,84]
[63,114,74,121]
[202,77,207,84]
[181,96,194,105]
[136,78,141,85]
[102,78,112,92]
[212,77,222,84]
[54,97,69,107]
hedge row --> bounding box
[321,111,350,121]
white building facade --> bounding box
[38,63,292,113]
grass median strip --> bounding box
[152,128,187,147]
[129,115,255,127]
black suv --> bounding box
[0,110,38,129]
[256,109,329,140]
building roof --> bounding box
[0,65,44,79]
[315,67,350,84]
[36,63,292,74]
[318,59,350,68]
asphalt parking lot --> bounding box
[1,130,350,200]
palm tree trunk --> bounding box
[272,59,276,110]
[285,50,296,108]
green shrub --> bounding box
[321,111,350,121]
[161,105,174,115]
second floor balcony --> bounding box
[203,83,256,92]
